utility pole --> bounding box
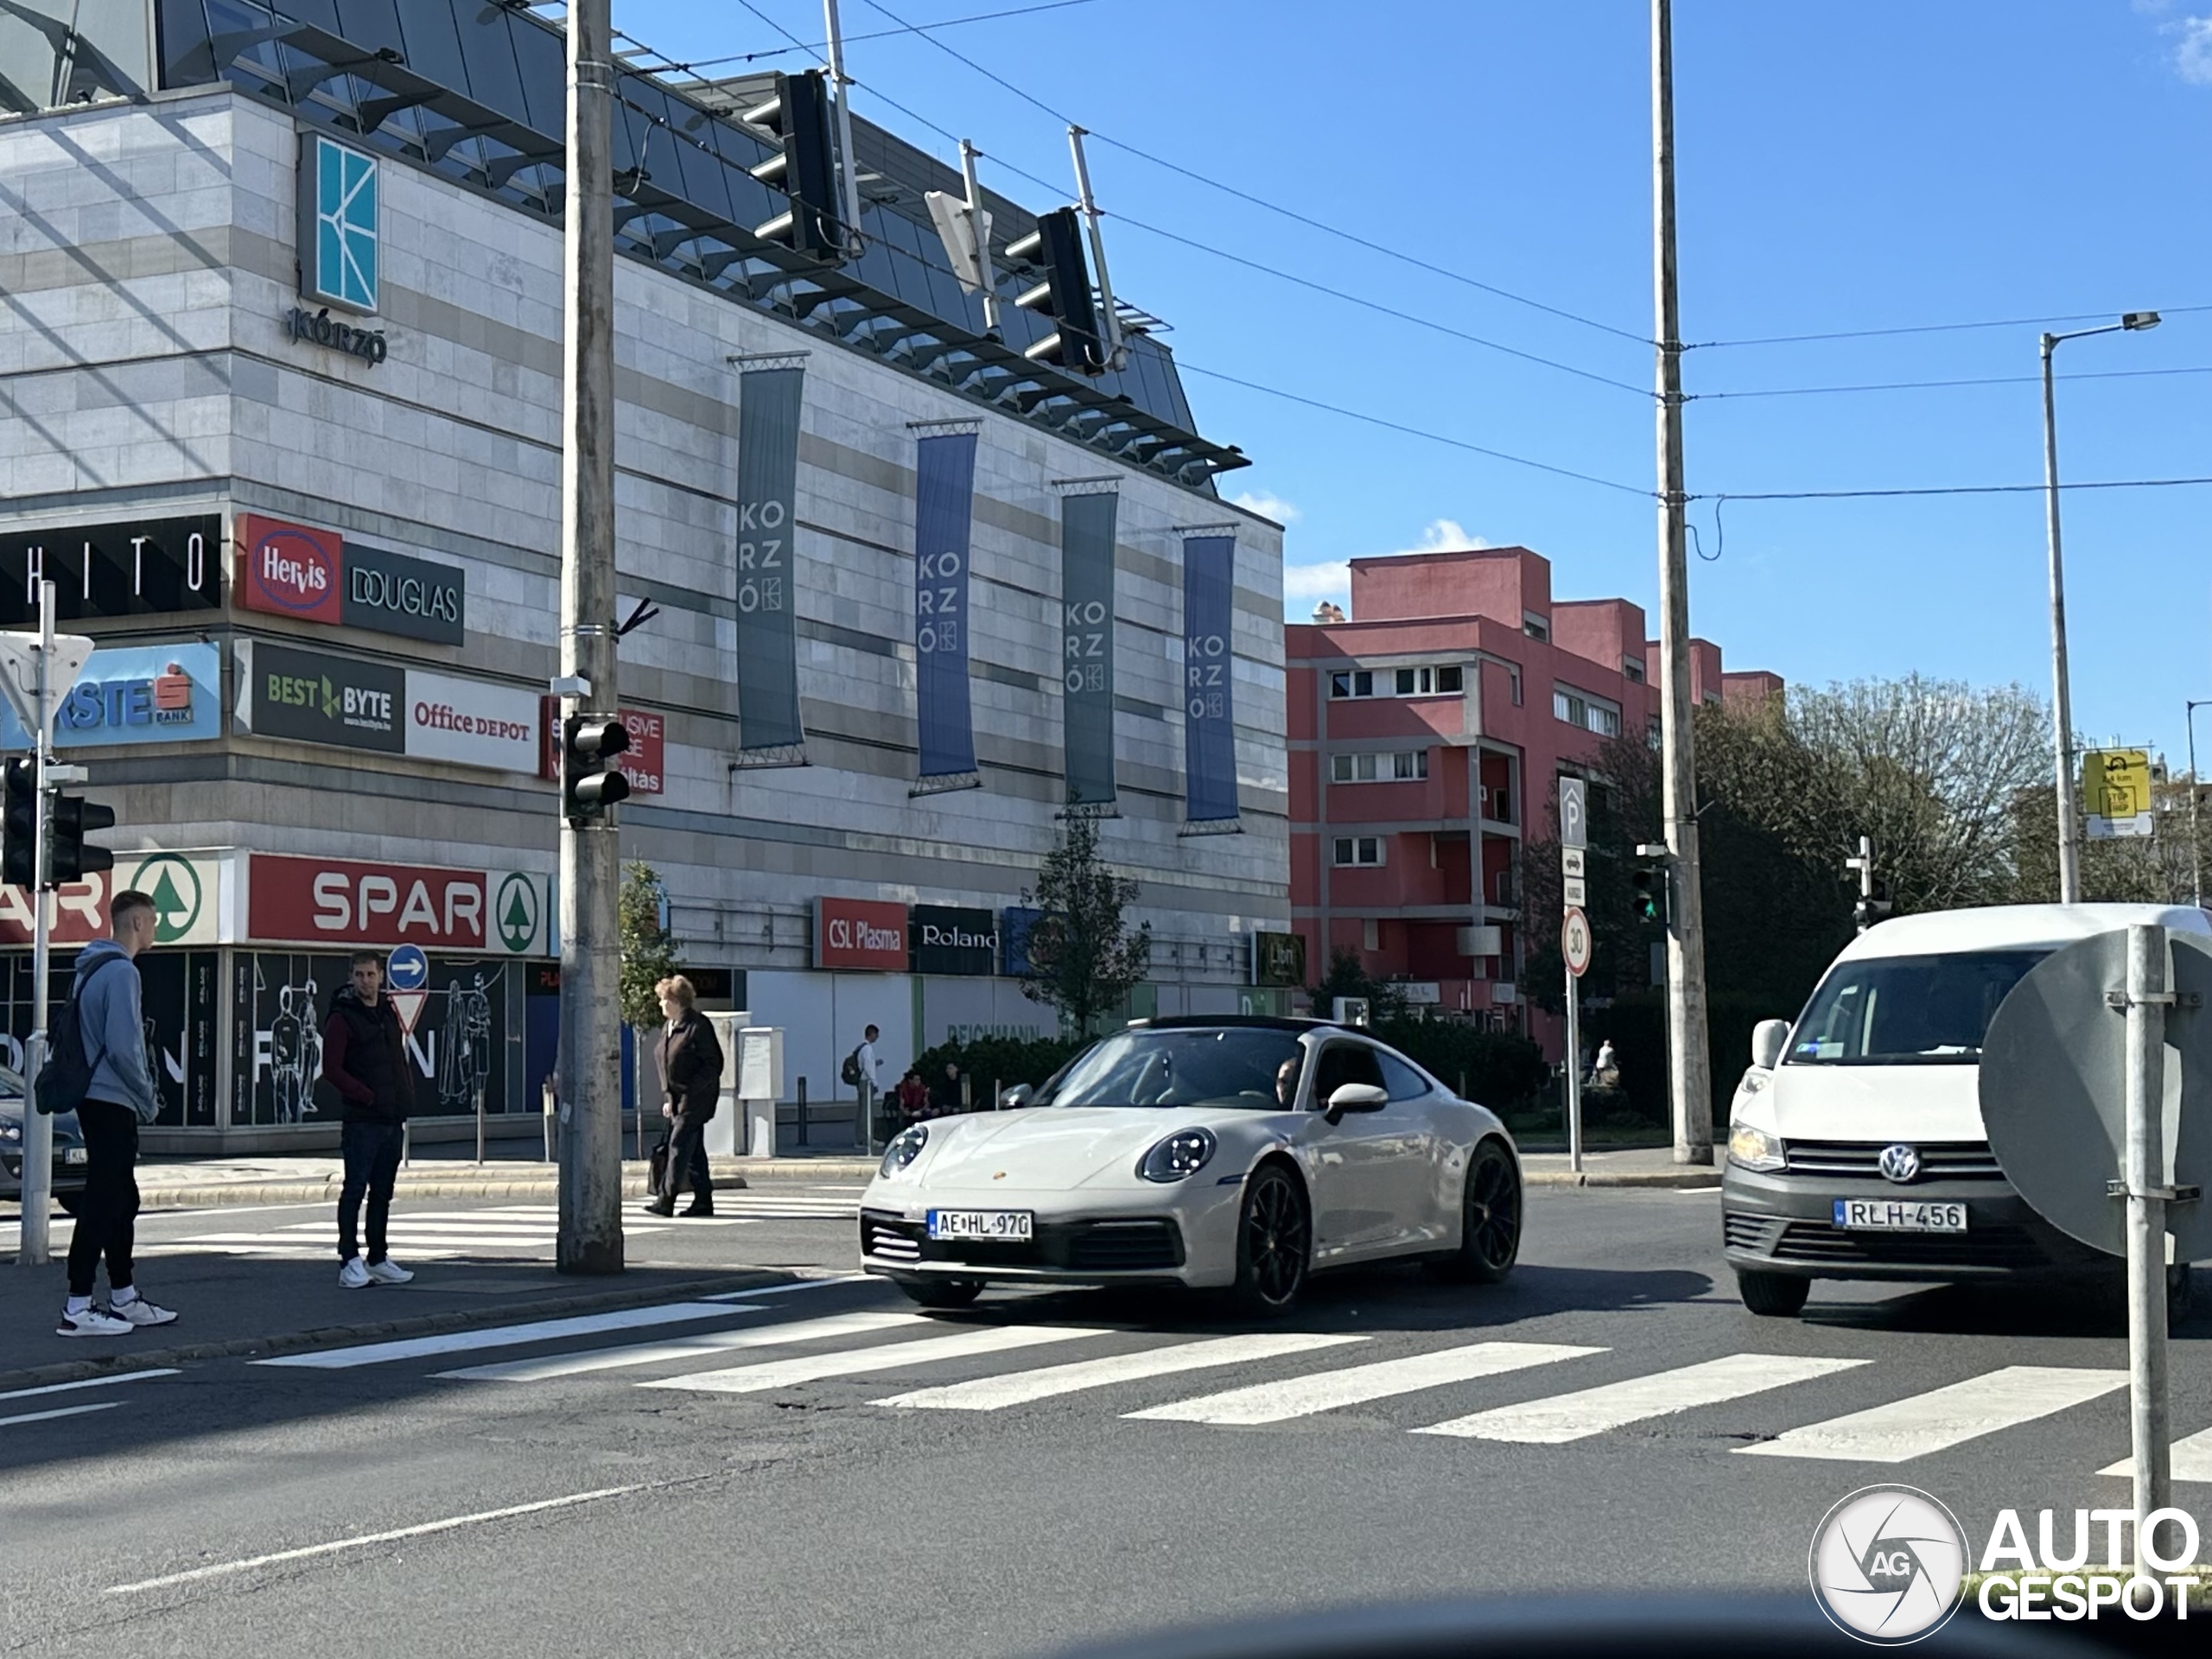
[822,0,864,256]
[556,0,623,1274]
[2184,700,2208,910]
[1651,0,1711,1164]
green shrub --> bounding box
[908,1034,1084,1103]
[1374,1018,1548,1112]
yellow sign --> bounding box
[2082,748,2154,839]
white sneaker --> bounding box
[108,1297,177,1327]
[365,1260,414,1285]
[338,1256,372,1288]
[57,1306,132,1338]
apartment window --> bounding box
[1332,836,1384,868]
[1328,670,1376,699]
[1331,750,1428,783]
[1523,614,1550,642]
[1553,684,1622,738]
[1437,664,1463,693]
[1508,665,1522,705]
[1648,717,1662,751]
[1624,658,1645,683]
[1388,664,1466,698]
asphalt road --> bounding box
[3,1184,2199,1658]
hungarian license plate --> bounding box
[1834,1198,1967,1233]
[927,1209,1033,1242]
[63,1147,87,1165]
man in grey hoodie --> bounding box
[57,890,176,1338]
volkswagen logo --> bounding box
[1878,1144,1922,1185]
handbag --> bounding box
[648,1135,671,1193]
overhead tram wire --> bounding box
[1698,476,2212,504]
[629,0,1101,75]
[1695,363,2212,402]
[1691,303,2212,351]
[847,0,1654,349]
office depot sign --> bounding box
[816,897,906,971]
[248,854,551,954]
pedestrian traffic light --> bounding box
[1,760,33,888]
[745,70,844,262]
[562,714,631,823]
[1630,851,1670,927]
[1006,207,1107,376]
[48,791,115,886]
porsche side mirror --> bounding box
[1751,1020,1789,1072]
[999,1084,1033,1110]
[1325,1082,1388,1124]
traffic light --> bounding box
[562,714,632,822]
[1006,207,1107,376]
[745,70,844,262]
[49,791,115,885]
[1630,850,1670,926]
[1854,893,1894,933]
[1,760,32,888]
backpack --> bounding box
[840,1046,864,1087]
[35,956,126,1117]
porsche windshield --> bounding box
[1036,1027,1307,1109]
[1787,949,2051,1065]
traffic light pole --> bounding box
[15,582,54,1267]
[1651,0,1712,1165]
[556,0,624,1274]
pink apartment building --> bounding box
[1287,545,1783,1044]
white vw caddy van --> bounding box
[1720,902,2212,1319]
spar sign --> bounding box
[247,854,551,954]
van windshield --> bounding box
[1786,950,2051,1065]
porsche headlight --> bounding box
[1726,1120,1786,1173]
[1139,1128,1216,1183]
[880,1124,928,1178]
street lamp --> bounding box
[2041,310,2160,904]
[2188,698,2211,909]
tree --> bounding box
[617,861,680,1032]
[1020,812,1152,1036]
[1309,948,1408,1023]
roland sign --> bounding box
[910,904,1000,977]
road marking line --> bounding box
[181,1231,565,1249]
[440,1309,924,1382]
[1414,1352,1869,1443]
[1,1401,124,1428]
[1735,1364,2126,1463]
[875,1332,1370,1411]
[643,1323,1108,1395]
[0,1369,181,1402]
[702,1274,868,1301]
[255,1303,753,1370]
[1127,1341,1606,1427]
[2101,1423,2212,1482]
[104,1484,649,1594]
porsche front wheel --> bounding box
[1228,1163,1310,1317]
[897,1277,983,1310]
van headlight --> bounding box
[1726,1121,1786,1173]
[1139,1128,1216,1183]
[880,1124,928,1178]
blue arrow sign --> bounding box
[387,944,429,992]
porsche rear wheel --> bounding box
[1433,1141,1522,1284]
[1229,1162,1310,1317]
[897,1277,983,1310]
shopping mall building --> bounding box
[0,0,1287,1150]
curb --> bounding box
[0,1268,798,1395]
[1524,1170,1721,1190]
[134,1161,882,1210]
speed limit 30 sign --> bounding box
[1562,906,1593,978]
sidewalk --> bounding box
[0,1252,800,1393]
[1520,1147,1720,1188]
[124,1153,881,1210]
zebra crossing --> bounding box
[134,1192,860,1263]
[250,1288,2199,1479]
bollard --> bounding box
[991,1077,1001,1112]
[542,1077,556,1163]
[796,1075,809,1149]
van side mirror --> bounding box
[999,1084,1033,1110]
[1751,1020,1789,1072]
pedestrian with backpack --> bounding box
[52,890,175,1338]
[844,1023,883,1151]
[323,950,416,1287]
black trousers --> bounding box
[660,1114,712,1205]
[338,1120,405,1263]
[66,1099,140,1299]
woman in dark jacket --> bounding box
[646,976,724,1217]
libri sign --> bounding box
[815,897,906,972]
[0,516,222,625]
[247,854,551,954]
[910,905,997,976]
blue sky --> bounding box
[627,1,2212,760]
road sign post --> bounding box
[2121,925,2173,1572]
[1559,778,1591,1176]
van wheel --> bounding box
[1737,1269,1809,1318]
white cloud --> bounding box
[1230,489,1300,524]
[1386,518,1489,558]
[1281,518,1495,614]
[2176,16,2212,79]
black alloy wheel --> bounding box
[898,1277,984,1310]
[1435,1140,1522,1284]
[1230,1163,1310,1316]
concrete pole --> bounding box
[2122,923,2171,1574]
[2187,701,2205,910]
[557,0,624,1274]
[16,582,54,1267]
[1651,0,1712,1164]
[2042,335,2082,905]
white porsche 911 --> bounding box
[858,1016,1523,1315]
